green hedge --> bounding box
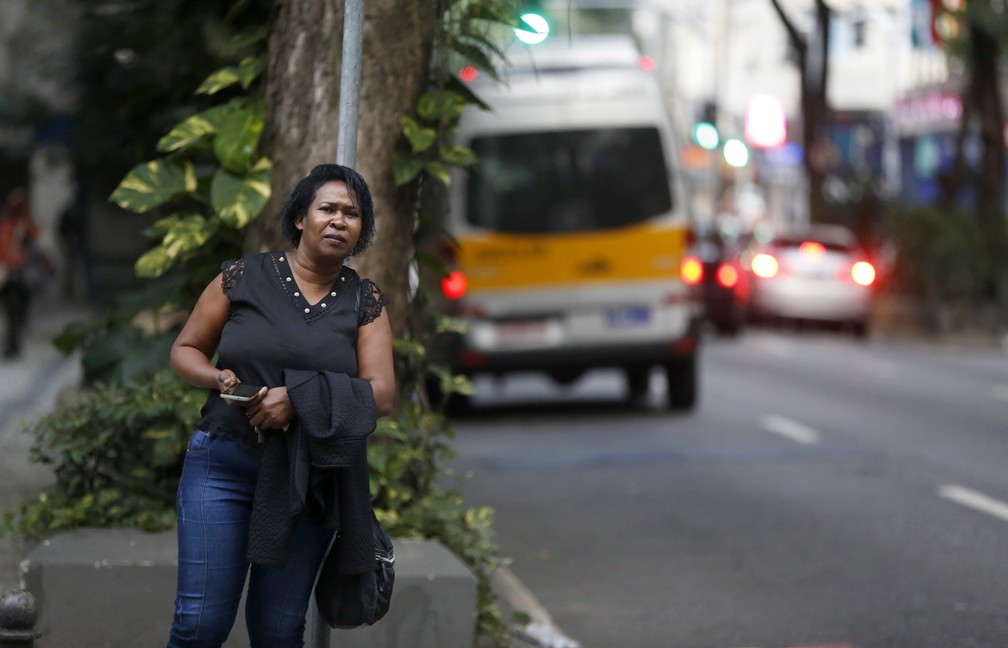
[883,205,990,310]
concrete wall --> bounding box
[21,528,476,648]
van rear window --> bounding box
[467,127,673,233]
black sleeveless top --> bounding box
[198,251,388,447]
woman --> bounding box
[167,164,395,647]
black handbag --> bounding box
[315,509,396,629]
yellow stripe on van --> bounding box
[457,222,690,291]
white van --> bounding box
[434,35,702,409]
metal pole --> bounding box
[336,0,365,169]
[310,0,365,645]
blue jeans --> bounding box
[167,430,335,648]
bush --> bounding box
[883,205,990,313]
[2,371,203,536]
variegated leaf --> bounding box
[392,154,425,186]
[110,161,197,213]
[213,102,264,174]
[135,246,172,278]
[211,159,271,229]
[401,116,437,154]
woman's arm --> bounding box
[170,273,235,392]
[357,306,396,417]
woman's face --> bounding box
[295,180,362,261]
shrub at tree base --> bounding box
[883,205,992,330]
[2,371,202,536]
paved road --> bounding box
[448,328,1008,648]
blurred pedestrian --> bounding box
[57,185,97,301]
[0,187,50,359]
[165,163,395,647]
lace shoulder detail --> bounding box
[358,278,389,327]
[221,258,244,297]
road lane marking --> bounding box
[993,384,1008,402]
[761,415,821,445]
[938,485,1008,522]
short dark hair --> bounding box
[278,164,376,256]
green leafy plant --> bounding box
[373,2,518,642]
[59,26,271,385]
[2,371,203,536]
[883,205,991,328]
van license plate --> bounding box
[495,319,551,344]
[605,306,650,328]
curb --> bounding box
[492,567,581,648]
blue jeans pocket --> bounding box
[186,429,216,454]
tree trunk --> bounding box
[252,0,343,252]
[969,24,1006,308]
[253,0,436,346]
[940,19,1007,315]
[768,0,832,224]
[351,0,436,343]
[806,0,831,223]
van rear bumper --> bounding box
[444,323,701,377]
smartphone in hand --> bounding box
[220,384,263,403]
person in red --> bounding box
[0,187,40,358]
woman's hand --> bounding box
[245,386,294,432]
[216,369,239,393]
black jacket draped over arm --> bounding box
[246,369,377,575]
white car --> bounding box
[746,224,877,336]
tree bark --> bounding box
[939,18,1006,310]
[253,0,436,345]
[352,0,436,342]
[969,23,1006,305]
[252,0,343,251]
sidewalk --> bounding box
[0,294,88,594]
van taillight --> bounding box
[680,256,703,286]
[441,271,468,300]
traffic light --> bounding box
[515,2,550,45]
[722,138,749,168]
[930,0,965,46]
[692,101,719,151]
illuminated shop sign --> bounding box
[893,91,962,135]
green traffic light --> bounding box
[515,12,550,45]
[692,122,719,151]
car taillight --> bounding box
[680,255,704,285]
[716,263,739,288]
[799,241,826,258]
[751,252,779,278]
[441,270,468,300]
[851,261,876,286]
